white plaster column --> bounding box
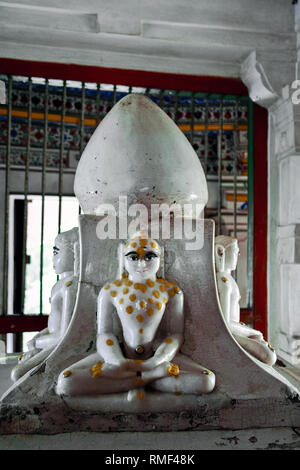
[240,33,300,365]
[268,87,300,365]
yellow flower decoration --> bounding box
[90,362,103,377]
[168,363,179,377]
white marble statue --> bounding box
[215,235,276,366]
[11,227,79,382]
[56,231,215,400]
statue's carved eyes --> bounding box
[127,253,139,262]
[144,252,157,261]
[125,251,157,262]
[53,246,59,256]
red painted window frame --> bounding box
[0,58,268,337]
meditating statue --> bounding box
[56,231,215,400]
[215,235,276,366]
[11,227,79,382]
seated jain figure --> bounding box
[11,227,79,382]
[215,235,276,366]
[56,232,215,400]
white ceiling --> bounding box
[0,0,297,92]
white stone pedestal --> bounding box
[1,216,299,434]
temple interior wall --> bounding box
[1,0,300,448]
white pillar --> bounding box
[267,85,300,365]
[241,42,300,366]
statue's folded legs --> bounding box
[56,232,215,400]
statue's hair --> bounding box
[55,227,79,254]
[215,235,238,250]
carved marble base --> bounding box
[1,387,300,435]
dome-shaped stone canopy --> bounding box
[74,93,208,216]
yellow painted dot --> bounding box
[63,370,72,377]
[221,276,228,283]
[174,286,181,293]
[165,282,171,288]
[18,354,23,361]
[106,339,114,346]
[163,297,167,303]
[165,338,173,344]
[159,285,166,292]
[150,241,156,248]
[157,278,165,284]
[104,284,110,290]
[134,359,144,363]
[119,298,124,304]
[123,288,129,294]
[202,369,211,375]
[124,279,133,286]
[140,238,147,247]
[113,280,122,286]
[156,302,162,310]
[65,280,72,287]
[136,314,144,322]
[140,300,146,308]
[131,242,137,248]
[148,298,154,304]
[122,272,127,279]
[153,290,160,299]
[139,328,143,334]
[110,290,117,297]
[146,308,154,316]
[139,284,147,293]
[126,306,134,314]
[136,247,145,258]
[90,362,103,377]
[168,363,179,377]
[137,391,145,400]
[168,289,175,297]
[146,279,155,287]
[129,294,136,302]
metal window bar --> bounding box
[2,75,12,317]
[21,77,32,314]
[58,80,67,235]
[217,98,223,236]
[39,78,49,315]
[203,98,209,176]
[0,75,253,349]
[96,83,101,126]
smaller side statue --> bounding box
[215,235,276,366]
[56,231,215,401]
[11,227,79,382]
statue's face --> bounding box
[52,240,74,275]
[124,250,160,281]
[224,242,239,271]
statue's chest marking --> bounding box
[114,282,168,324]
[104,278,180,329]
